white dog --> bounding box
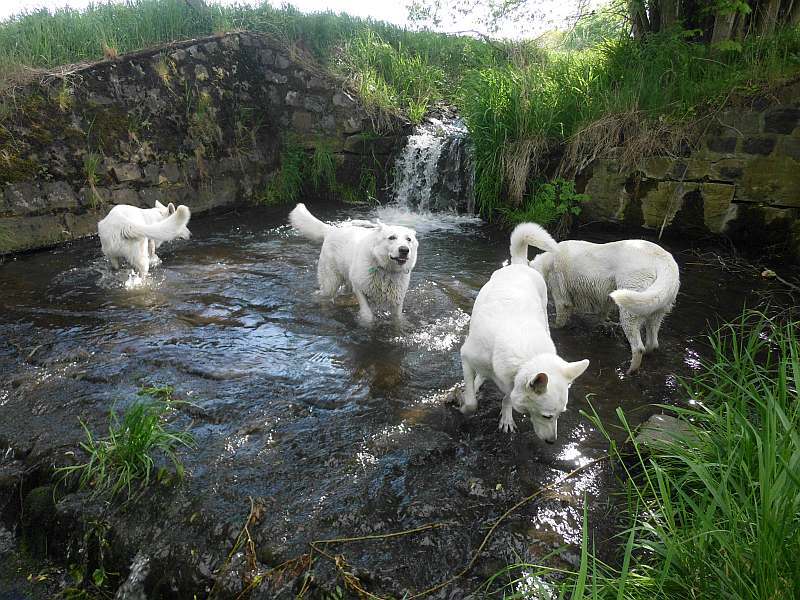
[289,203,419,325]
[458,233,589,442]
[514,223,680,373]
[97,200,192,278]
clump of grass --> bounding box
[310,141,337,192]
[57,387,194,501]
[83,152,102,208]
[261,136,306,205]
[490,310,800,599]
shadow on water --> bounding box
[0,203,783,596]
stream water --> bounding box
[0,201,775,597]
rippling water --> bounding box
[0,203,772,595]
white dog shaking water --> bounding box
[513,222,680,373]
[97,200,192,278]
[459,231,589,442]
[289,203,419,325]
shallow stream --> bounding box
[0,203,775,597]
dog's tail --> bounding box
[120,205,192,242]
[509,222,559,265]
[289,203,331,243]
[610,255,680,316]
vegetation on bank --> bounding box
[3,0,800,220]
[490,310,800,599]
[56,385,194,501]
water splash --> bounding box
[393,117,475,213]
[115,552,150,600]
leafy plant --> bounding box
[83,152,103,208]
[500,178,588,227]
[57,388,194,501]
[309,142,337,192]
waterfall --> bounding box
[392,117,475,213]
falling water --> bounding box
[392,117,475,213]
[115,552,150,600]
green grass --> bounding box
[57,386,194,501]
[261,136,306,205]
[488,310,800,599]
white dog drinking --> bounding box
[458,224,590,442]
[516,223,680,373]
[289,203,419,325]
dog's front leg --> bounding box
[498,396,517,433]
[354,289,374,326]
[459,358,478,415]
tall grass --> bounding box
[57,387,194,501]
[490,310,800,599]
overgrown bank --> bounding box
[4,0,800,229]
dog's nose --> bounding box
[399,246,409,256]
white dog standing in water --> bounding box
[97,201,192,278]
[515,223,680,373]
[458,226,589,442]
[289,203,419,325]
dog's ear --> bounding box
[528,373,548,394]
[563,359,590,381]
[168,203,176,215]
[154,200,165,209]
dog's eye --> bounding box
[406,236,411,242]
[388,235,397,241]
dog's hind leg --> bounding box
[474,373,485,393]
[317,264,341,301]
[459,355,478,415]
[108,256,121,269]
[620,310,645,373]
[644,312,666,353]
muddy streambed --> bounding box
[0,203,778,598]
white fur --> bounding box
[514,222,680,373]
[97,201,192,278]
[459,262,589,442]
[289,203,419,325]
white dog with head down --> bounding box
[289,203,419,325]
[97,200,191,278]
[513,223,680,373]
[458,230,589,442]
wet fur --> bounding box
[515,222,680,373]
[289,203,419,325]
[459,260,589,442]
[97,201,192,278]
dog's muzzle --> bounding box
[391,246,410,265]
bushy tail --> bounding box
[289,203,331,243]
[610,256,680,316]
[509,222,559,265]
[121,205,191,242]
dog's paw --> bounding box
[459,400,477,415]
[357,311,375,326]
[498,416,517,433]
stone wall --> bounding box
[0,32,406,254]
[578,93,800,259]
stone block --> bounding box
[303,95,326,113]
[342,117,363,134]
[717,109,762,135]
[742,135,776,156]
[203,41,219,54]
[307,76,333,91]
[706,136,738,154]
[291,111,315,132]
[739,155,800,207]
[0,214,69,253]
[274,53,291,69]
[264,70,288,84]
[64,210,104,238]
[332,91,356,108]
[776,136,800,161]
[258,48,274,66]
[195,65,209,82]
[187,45,205,60]
[110,163,143,183]
[221,35,239,51]
[642,157,674,179]
[709,158,745,181]
[4,182,46,216]
[170,49,186,62]
[285,91,303,107]
[79,186,110,208]
[320,114,336,133]
[160,161,181,184]
[581,160,629,222]
[763,107,800,134]
[701,182,736,233]
[42,181,78,210]
[640,181,699,229]
[111,188,140,206]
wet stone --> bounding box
[742,135,776,156]
[274,53,291,69]
[635,414,700,449]
[303,95,326,113]
[706,136,738,154]
[285,90,302,107]
[763,107,800,134]
[110,163,143,183]
[263,70,288,84]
